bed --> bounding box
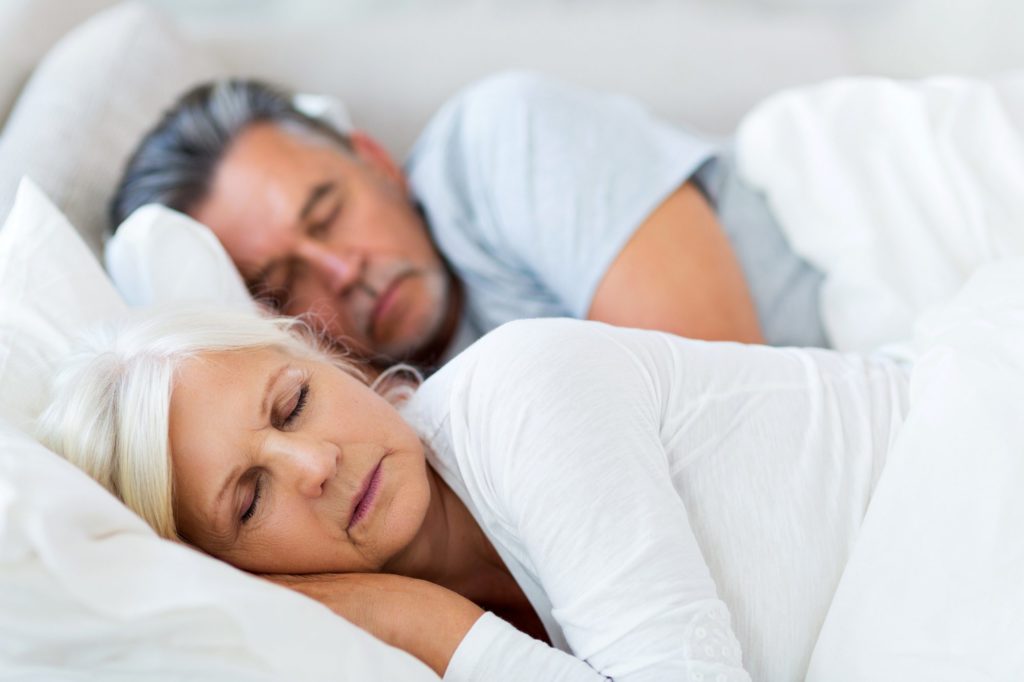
[2,2,1023,680]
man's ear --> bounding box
[350,130,408,192]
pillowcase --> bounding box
[0,178,439,681]
[106,204,255,311]
[0,1,225,258]
[806,259,1024,681]
[0,0,116,128]
[0,178,126,433]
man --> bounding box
[111,71,826,369]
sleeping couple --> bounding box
[41,73,912,680]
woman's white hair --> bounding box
[35,306,413,541]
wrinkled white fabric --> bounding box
[0,179,438,681]
[403,319,909,681]
[807,259,1024,681]
[736,74,1024,355]
[0,421,440,681]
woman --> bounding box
[37,309,908,681]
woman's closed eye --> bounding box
[285,383,309,426]
[276,382,310,429]
[241,475,263,524]
[241,381,310,525]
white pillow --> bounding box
[0,1,225,258]
[0,0,116,128]
[106,204,255,311]
[0,178,439,681]
[0,179,127,433]
[806,259,1024,681]
[293,91,355,134]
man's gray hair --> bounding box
[110,78,352,229]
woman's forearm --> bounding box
[266,572,483,677]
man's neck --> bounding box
[406,271,464,372]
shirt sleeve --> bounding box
[444,319,752,681]
[445,612,609,682]
[406,71,718,330]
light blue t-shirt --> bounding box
[405,71,826,358]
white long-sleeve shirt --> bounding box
[401,319,909,681]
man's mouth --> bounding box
[368,271,417,342]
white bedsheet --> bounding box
[736,73,1024,354]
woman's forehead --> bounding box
[177,346,286,386]
[170,348,282,439]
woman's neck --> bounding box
[386,466,552,644]
[382,466,509,602]
[388,468,507,601]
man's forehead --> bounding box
[227,120,349,170]
[190,140,309,278]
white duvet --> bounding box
[804,259,1024,681]
[736,72,1024,354]
[736,76,1024,679]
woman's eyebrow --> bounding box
[261,363,292,421]
[210,462,245,537]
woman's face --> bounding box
[168,345,432,574]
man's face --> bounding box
[191,122,455,363]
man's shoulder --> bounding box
[403,71,574,250]
[408,70,579,162]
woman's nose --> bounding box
[271,436,340,498]
[298,240,364,295]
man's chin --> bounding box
[374,303,451,365]
[373,336,430,365]
[372,315,450,366]
[316,324,419,365]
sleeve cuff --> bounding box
[443,612,507,681]
[444,612,607,682]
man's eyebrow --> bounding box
[299,181,336,223]
[246,182,336,290]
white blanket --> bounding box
[736,73,1024,353]
[804,259,1024,681]
[736,78,1024,678]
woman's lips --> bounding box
[347,460,383,530]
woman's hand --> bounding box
[265,572,484,677]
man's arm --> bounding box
[588,181,764,344]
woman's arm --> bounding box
[269,573,607,680]
[266,572,483,677]
[450,319,752,680]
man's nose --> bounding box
[270,435,340,498]
[298,240,364,295]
